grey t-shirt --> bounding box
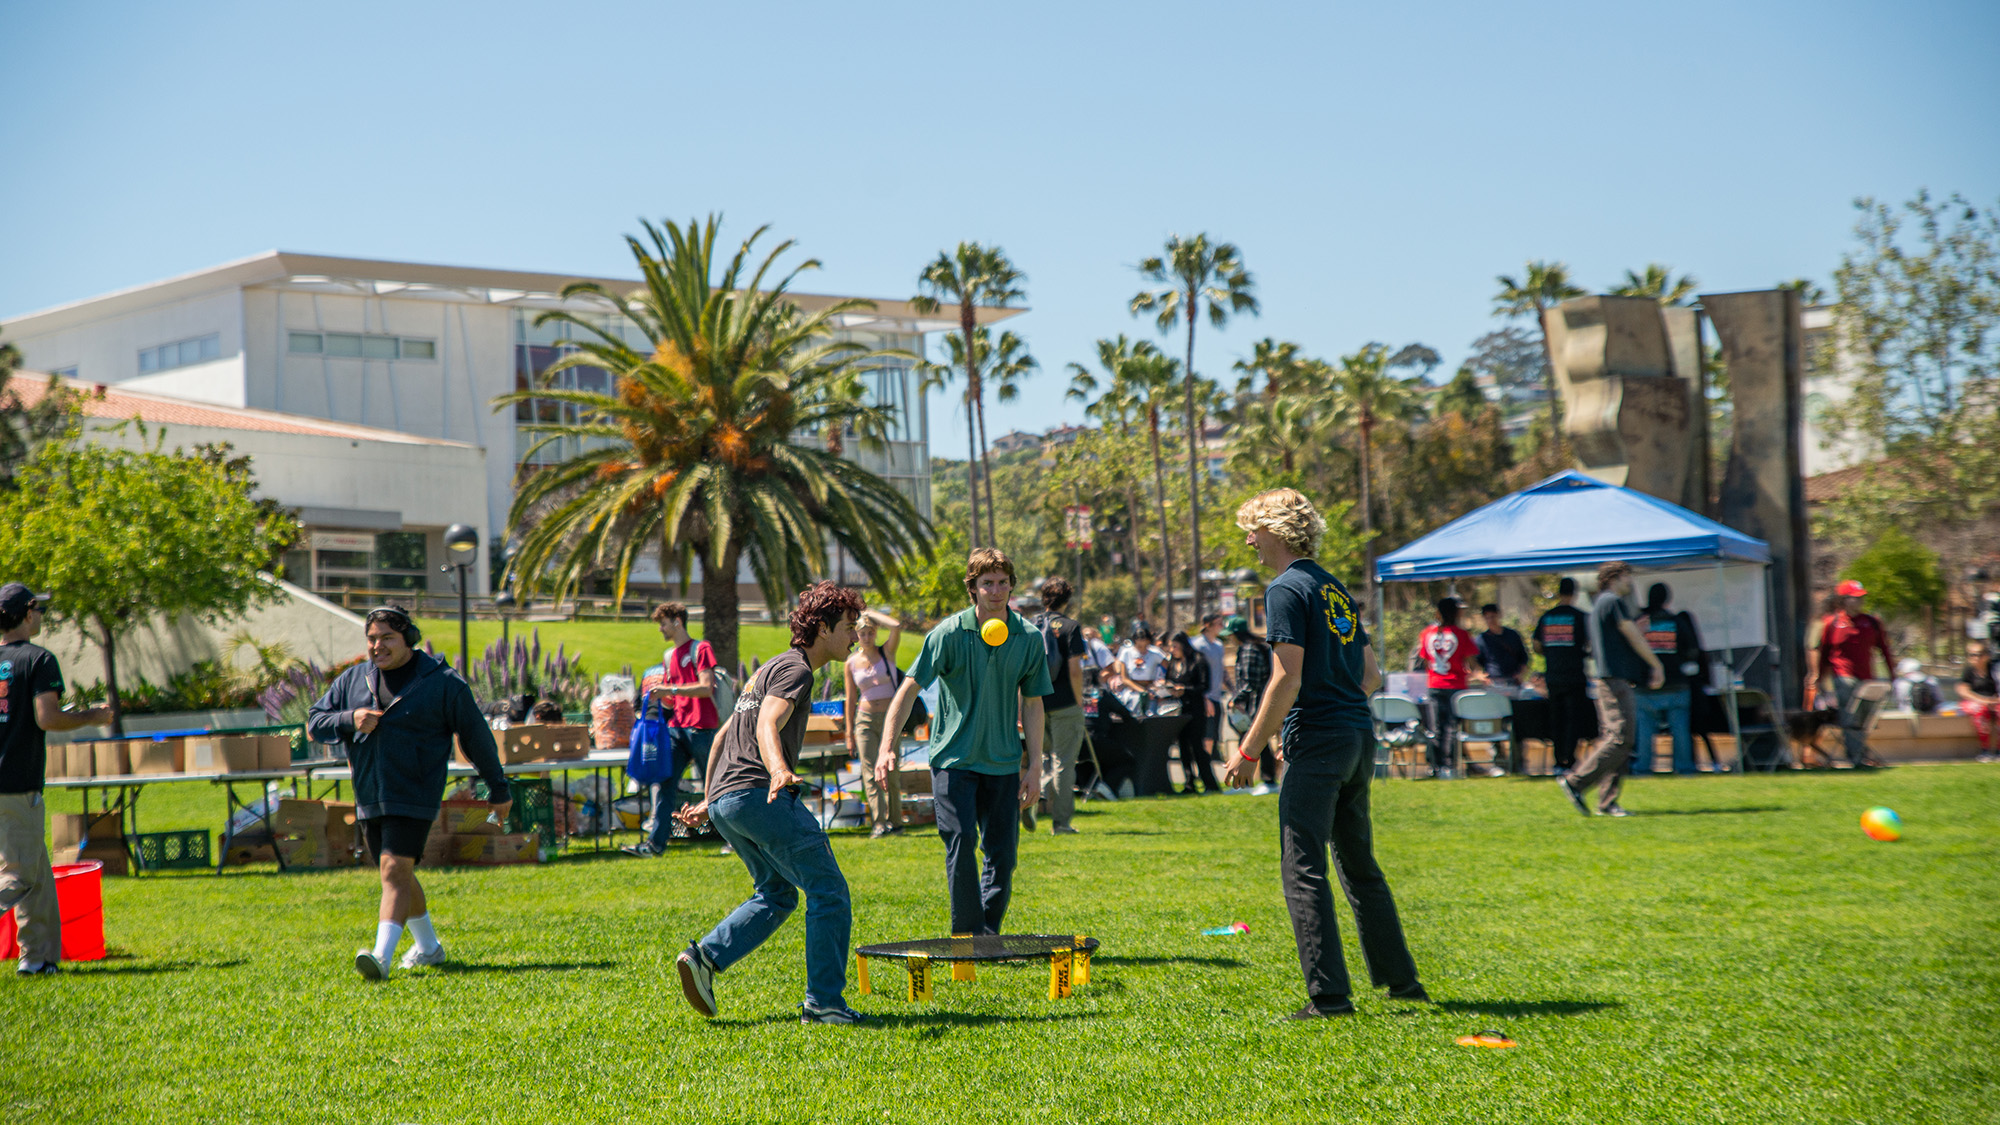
[706,648,815,802]
[1191,634,1229,703]
[1588,590,1651,682]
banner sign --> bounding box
[1063,506,1094,550]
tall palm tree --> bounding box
[1232,337,1306,402]
[1067,335,1179,626]
[495,216,928,673]
[918,327,1038,548]
[912,243,1027,549]
[1492,260,1586,437]
[1326,345,1424,598]
[1132,234,1258,619]
[1612,263,1699,305]
[1227,392,1321,476]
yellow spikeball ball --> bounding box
[980,618,1009,647]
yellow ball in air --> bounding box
[981,618,1009,647]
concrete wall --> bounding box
[6,285,244,390]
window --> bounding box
[138,333,220,374]
[50,365,78,379]
[374,532,427,571]
[286,331,436,360]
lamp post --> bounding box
[445,524,478,673]
[495,591,515,653]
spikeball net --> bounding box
[853,934,1101,1000]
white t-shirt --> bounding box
[1116,644,1167,683]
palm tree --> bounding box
[1492,261,1586,437]
[1067,335,1180,627]
[1326,345,1424,598]
[917,327,1038,548]
[1132,235,1258,620]
[1612,263,1699,305]
[1227,392,1322,476]
[912,243,1028,549]
[494,216,928,673]
[1232,337,1306,402]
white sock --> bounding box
[372,921,403,963]
[406,913,441,955]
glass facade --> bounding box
[296,531,431,593]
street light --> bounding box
[445,524,478,673]
[495,590,516,652]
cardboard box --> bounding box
[60,839,130,877]
[67,743,97,778]
[539,724,590,760]
[269,799,326,835]
[185,736,262,773]
[129,738,185,776]
[436,799,504,836]
[428,831,539,866]
[276,830,332,868]
[44,747,67,780]
[53,811,125,850]
[223,842,276,866]
[91,740,130,778]
[259,734,294,771]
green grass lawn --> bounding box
[6,766,1997,1123]
[410,616,925,680]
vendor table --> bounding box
[308,750,635,853]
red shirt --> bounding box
[1818,612,1892,681]
[666,640,721,729]
[1419,624,1477,691]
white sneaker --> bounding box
[353,950,389,981]
[1250,783,1278,796]
[399,943,447,969]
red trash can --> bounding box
[0,860,105,962]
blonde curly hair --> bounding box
[1235,488,1326,557]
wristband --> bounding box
[1237,748,1261,763]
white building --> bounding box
[4,251,1016,597]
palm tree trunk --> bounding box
[1359,416,1374,601]
[1182,301,1204,622]
[98,617,125,737]
[1124,483,1148,622]
[1146,405,1175,633]
[958,310,983,548]
[701,538,745,679]
[974,387,999,549]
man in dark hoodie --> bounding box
[309,606,510,980]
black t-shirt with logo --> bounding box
[1533,604,1591,686]
[0,641,67,794]
[1264,559,1372,745]
[1033,612,1088,710]
[1961,663,1998,698]
[1639,610,1704,687]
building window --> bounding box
[49,365,78,379]
[307,530,431,594]
[287,332,436,360]
[138,333,220,374]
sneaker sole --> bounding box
[354,952,385,981]
[1558,778,1590,816]
[677,956,717,1018]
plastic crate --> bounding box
[127,829,211,871]
[473,777,555,842]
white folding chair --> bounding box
[1370,695,1428,779]
[1451,689,1515,776]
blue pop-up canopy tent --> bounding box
[1374,470,1769,581]
[1373,470,1779,768]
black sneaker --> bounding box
[1557,774,1590,817]
[800,1001,870,1025]
[1287,999,1356,1019]
[676,942,718,1017]
[1387,982,1432,1003]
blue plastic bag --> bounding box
[627,693,673,786]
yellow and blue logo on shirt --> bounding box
[1320,583,1357,644]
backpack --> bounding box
[1034,612,1070,689]
[1909,678,1940,714]
[677,641,736,719]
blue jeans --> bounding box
[643,727,714,850]
[1632,688,1693,774]
[698,787,852,1009]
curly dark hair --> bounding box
[1039,575,1073,613]
[650,602,688,627]
[790,582,865,648]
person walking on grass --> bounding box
[0,584,114,977]
[1810,580,1894,769]
[1556,563,1664,818]
[671,583,869,1024]
[879,549,1052,936]
[1030,576,1089,835]
[308,605,511,980]
[844,608,907,837]
[1221,490,1429,1019]
[627,602,722,858]
[1532,577,1592,774]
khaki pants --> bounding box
[852,706,901,828]
[1569,678,1637,812]
[1041,704,1087,829]
[0,791,61,966]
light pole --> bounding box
[495,591,515,653]
[445,524,478,673]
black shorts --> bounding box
[363,815,433,864]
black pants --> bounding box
[1426,689,1459,770]
[1546,680,1592,773]
[1278,728,1420,1004]
[1176,704,1221,793]
[933,768,1020,935]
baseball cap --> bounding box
[0,583,50,616]
[1836,580,1867,598]
[1224,615,1254,638]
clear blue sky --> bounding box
[5,1,1996,447]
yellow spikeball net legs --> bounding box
[1048,946,1074,999]
[951,933,977,982]
[907,952,932,1001]
[1074,935,1091,985]
[857,955,871,996]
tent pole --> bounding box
[1764,565,1789,768]
[1375,582,1385,644]
[1716,557,1742,773]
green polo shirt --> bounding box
[910,607,1055,775]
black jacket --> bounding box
[307,651,508,820]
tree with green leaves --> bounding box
[494,216,928,674]
[912,243,1028,550]
[1462,326,1546,399]
[1611,263,1699,305]
[1325,344,1425,596]
[917,326,1037,550]
[0,428,300,733]
[1232,337,1307,403]
[1839,528,1946,623]
[1132,234,1259,620]
[0,337,83,489]
[1068,336,1185,627]
[1777,277,1828,305]
[1435,367,1488,419]
[1493,261,1586,437]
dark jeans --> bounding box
[1545,680,1592,772]
[933,767,1021,935]
[1426,688,1460,770]
[1176,705,1221,793]
[1278,727,1421,1005]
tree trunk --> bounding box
[700,538,745,680]
[959,308,983,548]
[1359,416,1374,602]
[974,388,999,549]
[1147,405,1176,634]
[97,618,125,737]
[1182,300,1204,623]
[1124,483,1149,622]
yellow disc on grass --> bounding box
[981,618,1009,646]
